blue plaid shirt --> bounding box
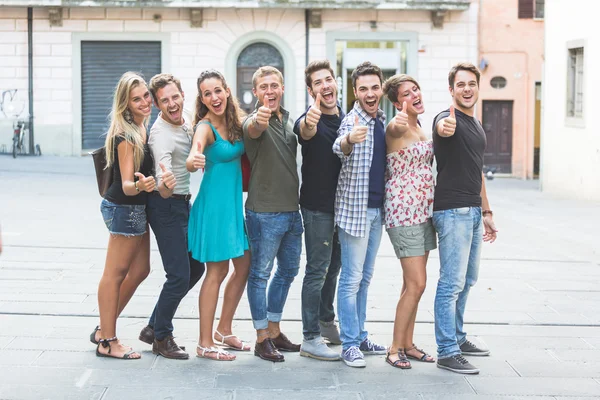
[333,102,386,237]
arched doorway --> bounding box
[236,42,284,114]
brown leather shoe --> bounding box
[271,332,301,352]
[140,326,185,350]
[152,336,189,360]
[254,338,284,362]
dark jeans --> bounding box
[301,207,341,341]
[146,193,205,340]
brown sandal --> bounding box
[96,337,140,360]
[385,348,411,369]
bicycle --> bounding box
[1,89,41,158]
[12,119,27,158]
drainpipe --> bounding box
[27,7,34,154]
[305,9,309,108]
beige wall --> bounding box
[542,0,600,200]
[478,0,544,178]
[0,6,477,155]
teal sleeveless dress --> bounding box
[188,121,249,262]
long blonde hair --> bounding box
[104,72,149,171]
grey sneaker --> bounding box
[300,337,341,361]
[359,337,387,355]
[460,339,490,356]
[342,346,366,368]
[319,320,342,345]
[437,354,480,374]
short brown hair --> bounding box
[448,62,480,88]
[252,66,284,88]
[304,60,335,89]
[351,61,383,89]
[383,74,420,104]
[148,73,183,103]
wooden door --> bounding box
[482,100,513,173]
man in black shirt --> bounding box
[294,60,343,361]
[432,62,498,375]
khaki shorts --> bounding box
[386,219,437,259]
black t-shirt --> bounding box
[104,135,154,205]
[368,118,386,208]
[293,106,343,214]
[432,108,487,211]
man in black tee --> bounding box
[293,60,343,361]
[432,63,498,375]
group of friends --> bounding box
[92,59,498,375]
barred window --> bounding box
[567,47,584,119]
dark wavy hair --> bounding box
[193,69,246,142]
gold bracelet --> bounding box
[134,181,140,192]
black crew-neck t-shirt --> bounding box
[432,108,487,211]
[104,135,154,205]
[368,117,386,208]
[293,107,343,214]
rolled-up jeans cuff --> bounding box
[253,318,269,330]
[267,311,283,323]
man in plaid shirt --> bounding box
[332,62,387,368]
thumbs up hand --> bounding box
[254,94,272,130]
[348,115,368,145]
[193,141,206,170]
[134,172,156,193]
[440,106,457,137]
[393,101,409,133]
[159,162,176,191]
[305,93,322,130]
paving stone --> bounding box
[466,377,600,396]
[509,359,600,378]
[336,372,475,394]
[0,336,15,349]
[0,384,107,400]
[86,368,216,388]
[102,387,233,400]
[215,371,336,390]
[6,338,99,352]
[0,366,84,386]
[0,350,42,366]
[34,350,157,369]
[235,391,360,400]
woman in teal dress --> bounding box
[187,70,250,361]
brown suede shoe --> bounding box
[152,336,189,360]
[271,332,301,352]
[254,338,284,362]
[140,326,185,350]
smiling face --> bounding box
[353,74,383,118]
[253,73,284,112]
[155,82,185,125]
[199,77,230,117]
[450,70,479,110]
[307,69,338,112]
[128,84,152,122]
[395,81,424,116]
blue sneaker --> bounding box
[342,346,366,368]
[359,337,386,355]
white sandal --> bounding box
[214,330,251,351]
[196,345,235,361]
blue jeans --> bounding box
[301,208,341,341]
[337,207,383,350]
[432,206,482,359]
[146,194,205,340]
[246,210,303,330]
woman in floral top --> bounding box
[382,74,436,369]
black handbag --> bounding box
[90,147,113,197]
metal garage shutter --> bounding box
[81,41,161,150]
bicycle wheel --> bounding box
[12,136,17,158]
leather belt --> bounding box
[151,191,191,202]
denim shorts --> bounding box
[100,198,147,237]
[386,219,437,258]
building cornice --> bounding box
[0,0,470,10]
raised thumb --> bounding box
[354,115,359,126]
[159,162,167,172]
[449,105,456,119]
[197,141,202,152]
[314,93,322,108]
[402,101,407,113]
[134,172,144,179]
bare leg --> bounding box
[215,251,250,348]
[388,254,427,364]
[405,252,429,350]
[97,234,144,358]
[197,261,235,360]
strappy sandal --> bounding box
[406,343,435,363]
[385,348,411,369]
[214,330,251,351]
[96,337,140,360]
[89,325,101,345]
[196,344,235,361]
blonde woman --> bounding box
[95,72,156,359]
[382,74,436,369]
[187,70,250,361]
